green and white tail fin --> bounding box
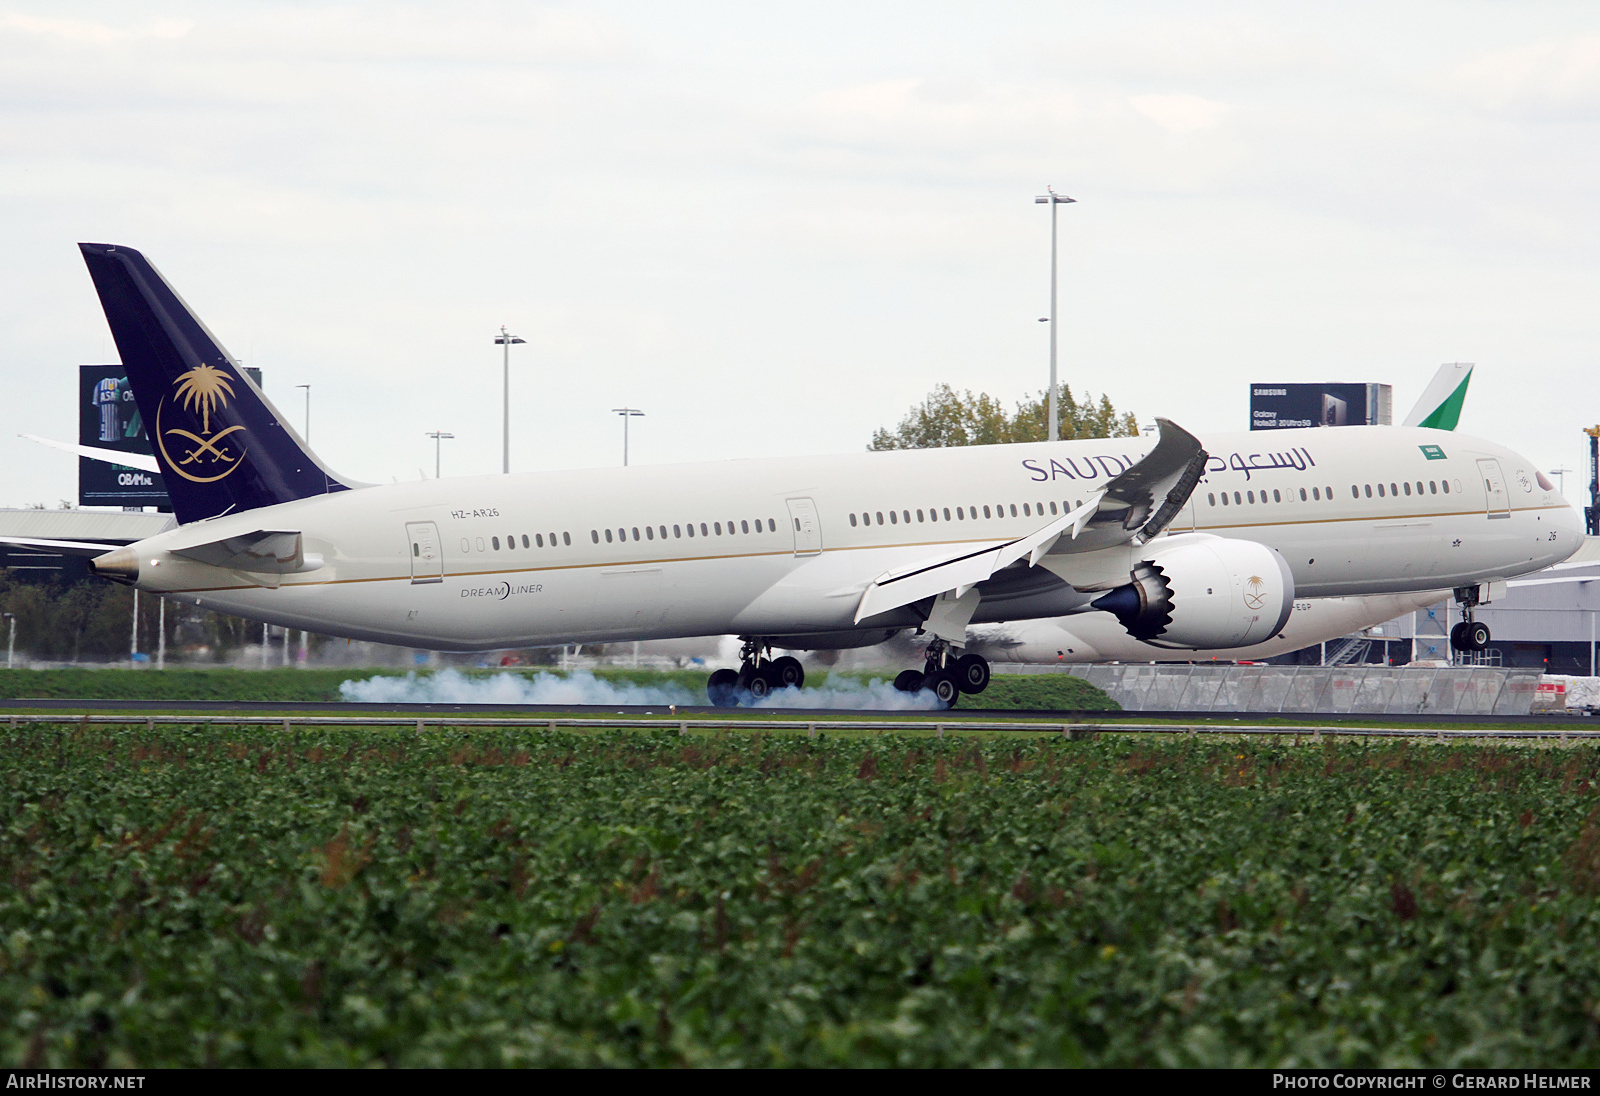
[1402,362,1473,430]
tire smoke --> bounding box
[336,668,948,710]
[339,669,698,706]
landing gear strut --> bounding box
[892,637,991,708]
[1449,586,1491,654]
[706,638,805,707]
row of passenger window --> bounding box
[462,531,573,553]
[591,518,778,545]
[849,499,1088,528]
[1351,479,1462,499]
[1207,479,1461,508]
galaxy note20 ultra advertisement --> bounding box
[1248,382,1391,432]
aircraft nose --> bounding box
[1555,501,1587,558]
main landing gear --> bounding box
[706,638,804,707]
[1449,585,1492,654]
[891,637,991,708]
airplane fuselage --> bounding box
[110,425,1581,652]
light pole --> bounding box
[612,408,644,466]
[1551,467,1573,496]
[495,326,526,473]
[3,613,13,670]
[426,430,455,479]
[295,384,311,442]
[1034,187,1076,442]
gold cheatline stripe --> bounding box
[164,503,1573,594]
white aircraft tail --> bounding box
[1402,363,1473,430]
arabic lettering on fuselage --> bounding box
[1019,445,1317,483]
[1207,447,1317,482]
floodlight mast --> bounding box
[495,327,526,473]
[1034,188,1076,442]
[426,431,455,479]
[612,408,644,466]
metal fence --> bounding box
[1026,664,1546,716]
[0,712,1594,740]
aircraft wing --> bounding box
[853,418,1207,625]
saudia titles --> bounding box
[155,364,248,483]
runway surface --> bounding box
[0,696,1596,727]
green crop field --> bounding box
[4,725,1599,1067]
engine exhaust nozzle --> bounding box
[89,548,140,584]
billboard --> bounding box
[78,364,261,508]
[1249,383,1392,431]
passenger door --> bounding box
[785,497,823,556]
[406,521,444,583]
[1477,458,1510,520]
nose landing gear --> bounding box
[1449,586,1492,653]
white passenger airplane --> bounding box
[12,244,1582,707]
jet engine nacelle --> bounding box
[1090,534,1295,649]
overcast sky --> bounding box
[3,1,1599,506]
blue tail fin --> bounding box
[79,243,358,525]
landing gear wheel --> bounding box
[707,668,739,707]
[954,653,990,695]
[1466,621,1491,652]
[771,655,804,690]
[739,663,776,701]
[894,669,925,693]
[1450,622,1468,652]
[925,670,960,707]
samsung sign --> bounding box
[1249,382,1391,431]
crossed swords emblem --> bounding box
[165,423,246,467]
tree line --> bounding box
[868,383,1140,450]
[0,571,279,664]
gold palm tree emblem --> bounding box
[1243,575,1267,610]
[173,364,234,434]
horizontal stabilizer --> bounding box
[0,536,134,558]
[170,529,320,574]
[19,433,160,474]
